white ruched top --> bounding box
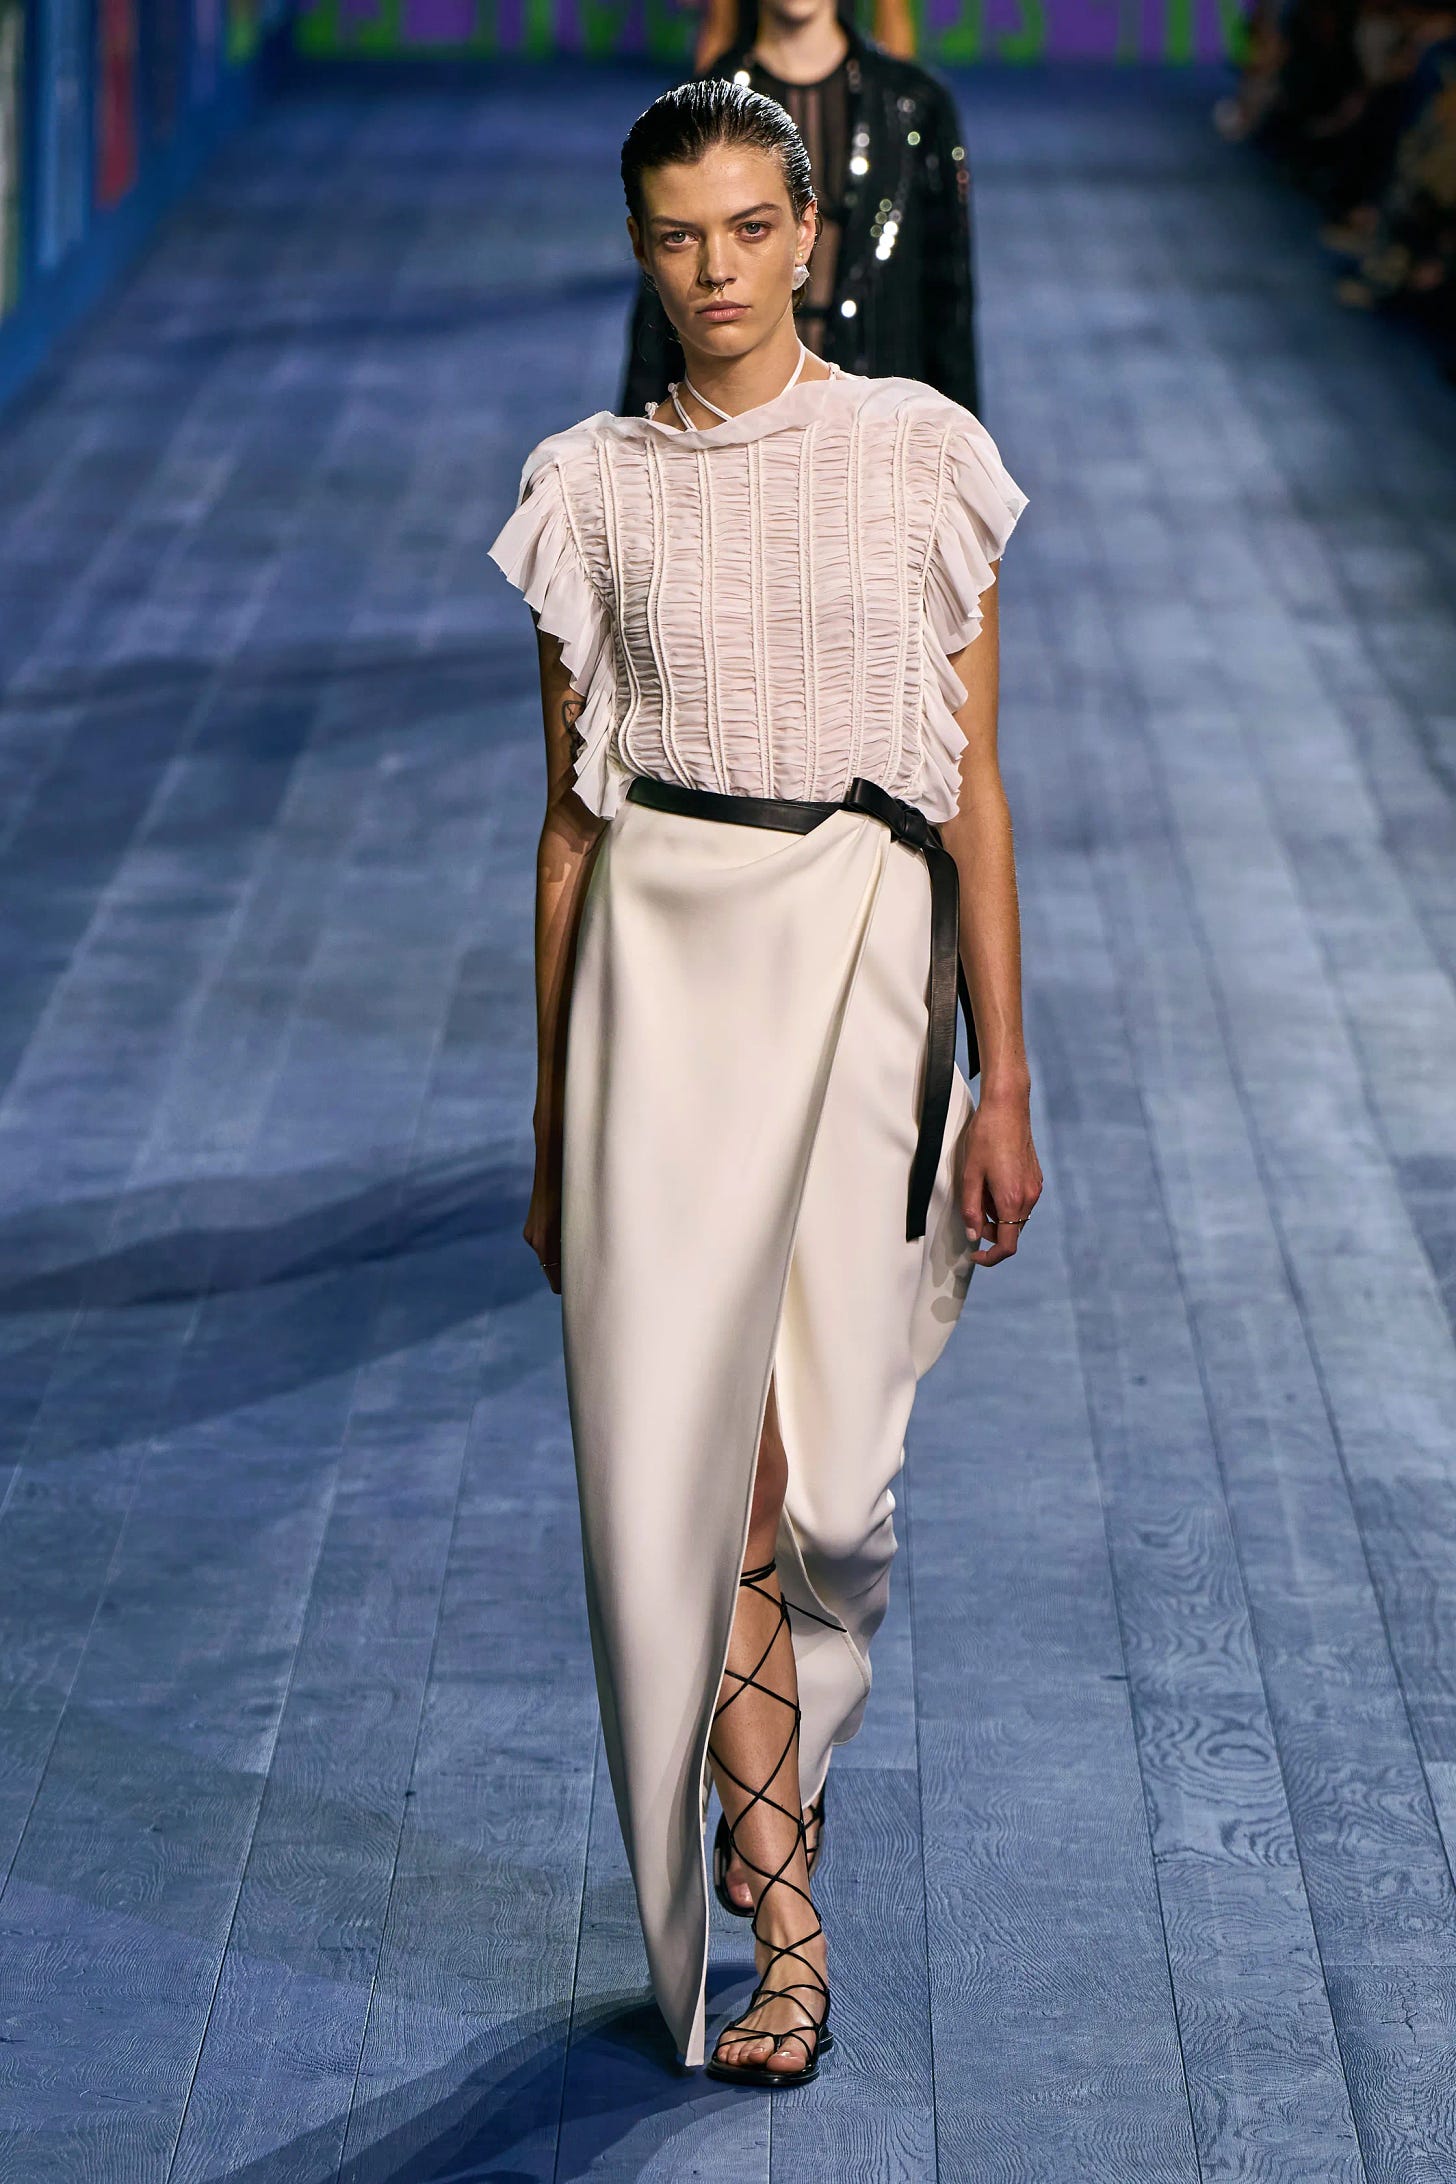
[488,368,1027,825]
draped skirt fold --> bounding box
[560,798,975,2068]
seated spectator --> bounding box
[1217,0,1456,363]
[1330,52,1456,308]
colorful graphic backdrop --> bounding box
[297,0,1243,61]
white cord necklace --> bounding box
[671,340,810,430]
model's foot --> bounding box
[719,1797,823,1913]
[712,1922,830,2076]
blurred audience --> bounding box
[1216,0,1456,357]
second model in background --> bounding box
[620,0,979,416]
[694,0,917,65]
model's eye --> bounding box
[740,222,768,238]
[659,229,690,246]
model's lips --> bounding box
[698,302,748,320]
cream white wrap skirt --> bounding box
[560,796,976,2068]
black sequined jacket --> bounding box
[618,29,979,418]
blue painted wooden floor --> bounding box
[2,61,1455,2184]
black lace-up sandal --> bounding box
[713,1779,828,1918]
[704,1561,832,2089]
[803,1781,827,1877]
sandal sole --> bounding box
[704,2051,827,2088]
[705,2064,819,2087]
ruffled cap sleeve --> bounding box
[488,440,621,818]
[918,410,1029,813]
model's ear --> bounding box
[627,215,647,272]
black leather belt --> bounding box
[624,773,977,1242]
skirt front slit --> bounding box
[559,796,975,2067]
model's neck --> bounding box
[751,10,849,83]
[677,317,820,423]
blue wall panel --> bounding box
[0,1,288,419]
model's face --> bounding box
[629,145,817,365]
[755,0,841,34]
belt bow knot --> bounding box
[843,779,933,850]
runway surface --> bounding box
[2,60,1456,2184]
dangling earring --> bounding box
[791,262,810,291]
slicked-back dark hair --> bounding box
[620,79,816,227]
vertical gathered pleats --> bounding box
[844,402,867,784]
[490,377,1028,826]
[642,434,687,786]
[597,441,645,753]
[696,450,728,792]
[886,408,913,784]
[798,422,821,796]
[746,439,773,796]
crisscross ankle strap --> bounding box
[709,1559,830,2066]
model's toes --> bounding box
[765,2039,811,2075]
[717,2032,773,2067]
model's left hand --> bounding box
[960,1091,1043,1266]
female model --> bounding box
[490,79,1041,2089]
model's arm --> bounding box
[526,626,608,1292]
[918,84,980,416]
[937,578,1043,1263]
